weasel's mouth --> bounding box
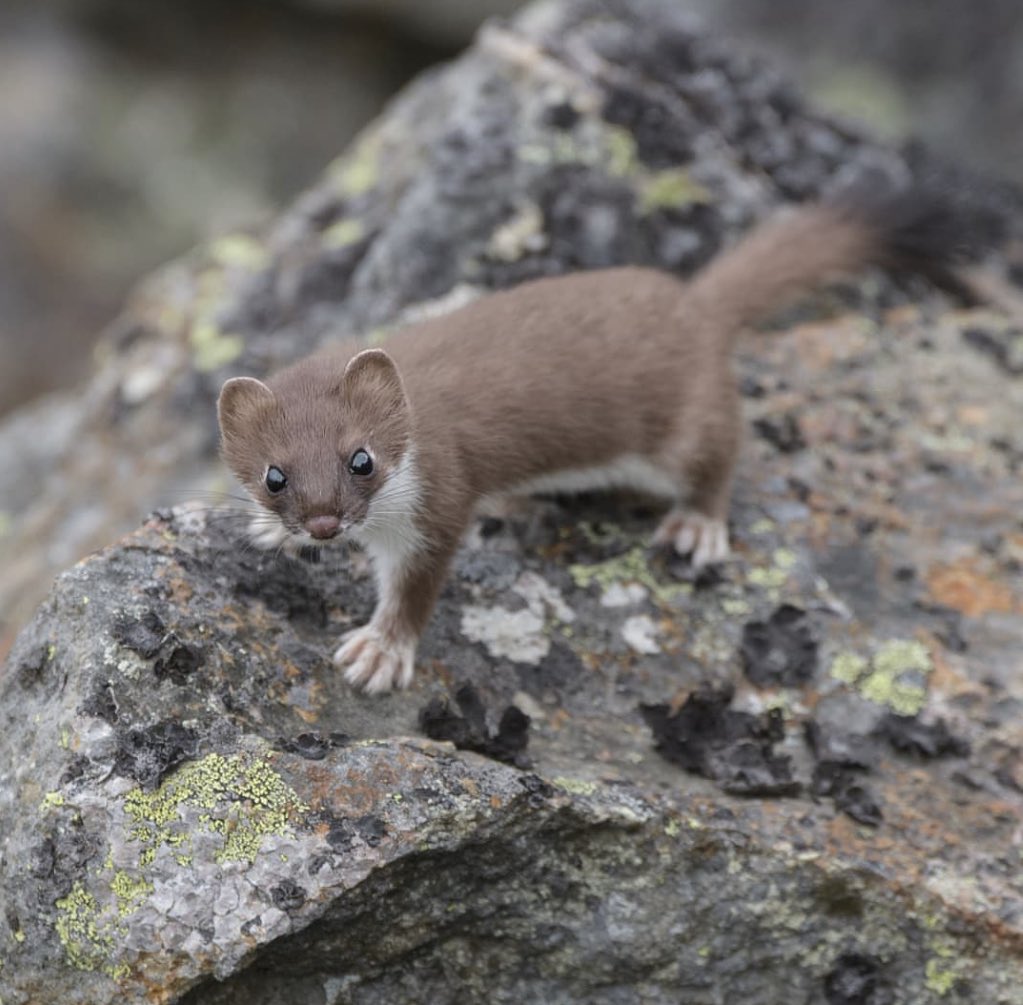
[292,522,349,547]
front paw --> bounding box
[652,509,730,568]
[333,625,416,694]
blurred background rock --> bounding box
[2,0,1021,418]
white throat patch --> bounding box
[351,448,425,595]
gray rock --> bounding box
[2,0,1023,1002]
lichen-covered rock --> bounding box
[9,0,1021,647]
[2,0,1023,1002]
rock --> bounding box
[2,0,1023,1002]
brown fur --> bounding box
[217,200,942,691]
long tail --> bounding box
[682,184,998,345]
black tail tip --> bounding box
[830,170,1008,273]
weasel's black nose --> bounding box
[305,515,340,540]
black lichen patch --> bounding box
[640,685,800,797]
[112,609,204,684]
[602,85,694,168]
[804,721,878,772]
[113,720,200,790]
[80,681,118,724]
[811,762,883,828]
[318,812,356,852]
[543,100,580,131]
[113,610,167,658]
[519,773,555,807]
[419,683,531,768]
[154,642,203,685]
[824,953,894,1005]
[740,604,818,687]
[43,815,101,899]
[961,325,1023,376]
[270,880,306,913]
[639,202,721,275]
[537,165,641,271]
[753,412,806,453]
[804,720,883,826]
[875,714,970,760]
[354,815,387,848]
[276,732,348,761]
[59,754,91,787]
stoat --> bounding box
[218,189,970,693]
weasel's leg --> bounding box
[333,533,458,694]
[652,419,738,568]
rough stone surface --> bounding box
[2,0,1023,1002]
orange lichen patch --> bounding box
[926,557,1019,617]
[154,564,195,607]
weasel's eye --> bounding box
[348,449,373,476]
[265,466,288,494]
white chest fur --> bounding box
[350,448,426,603]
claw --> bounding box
[653,510,730,568]
[333,625,416,694]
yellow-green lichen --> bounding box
[322,218,366,250]
[208,234,269,271]
[487,203,545,262]
[604,126,639,177]
[54,882,113,974]
[190,320,244,373]
[123,751,307,866]
[748,548,798,592]
[720,596,752,618]
[830,651,869,684]
[924,957,959,996]
[329,130,381,196]
[833,639,932,715]
[110,872,154,918]
[40,791,65,810]
[570,546,688,604]
[519,131,602,170]
[639,169,711,213]
[553,777,598,796]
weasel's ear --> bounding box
[342,348,408,417]
[217,377,275,440]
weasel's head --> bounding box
[217,348,416,546]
